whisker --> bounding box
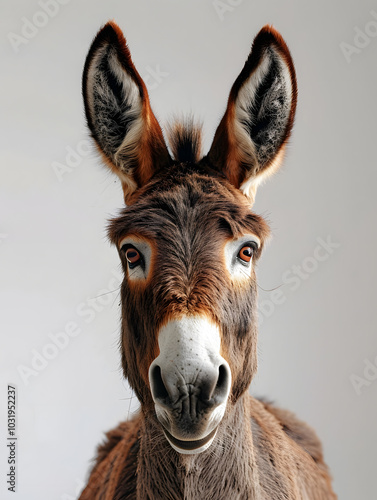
[91,287,121,299]
[126,391,136,420]
[257,282,284,292]
[238,267,286,293]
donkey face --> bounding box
[83,22,297,454]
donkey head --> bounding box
[83,22,297,454]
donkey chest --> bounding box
[135,471,260,500]
[182,471,260,500]
[134,446,261,500]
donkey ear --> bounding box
[207,25,297,204]
[82,22,171,203]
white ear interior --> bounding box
[233,54,271,169]
[232,46,293,202]
[85,44,144,174]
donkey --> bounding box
[79,22,336,499]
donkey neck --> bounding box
[137,393,261,500]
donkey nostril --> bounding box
[214,364,230,400]
[217,365,227,388]
[150,365,169,401]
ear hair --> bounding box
[207,25,297,205]
[82,22,171,203]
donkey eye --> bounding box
[118,239,150,280]
[238,246,254,264]
[125,247,142,269]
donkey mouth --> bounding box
[163,426,218,454]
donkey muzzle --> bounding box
[148,316,231,454]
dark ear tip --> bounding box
[98,20,126,43]
[253,24,292,56]
[88,20,127,52]
[257,24,281,38]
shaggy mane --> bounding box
[166,118,203,163]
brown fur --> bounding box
[80,396,335,499]
[107,164,269,405]
[79,22,336,499]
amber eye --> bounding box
[125,248,141,268]
[238,246,254,263]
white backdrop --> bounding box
[1,1,376,498]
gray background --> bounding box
[1,0,376,498]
